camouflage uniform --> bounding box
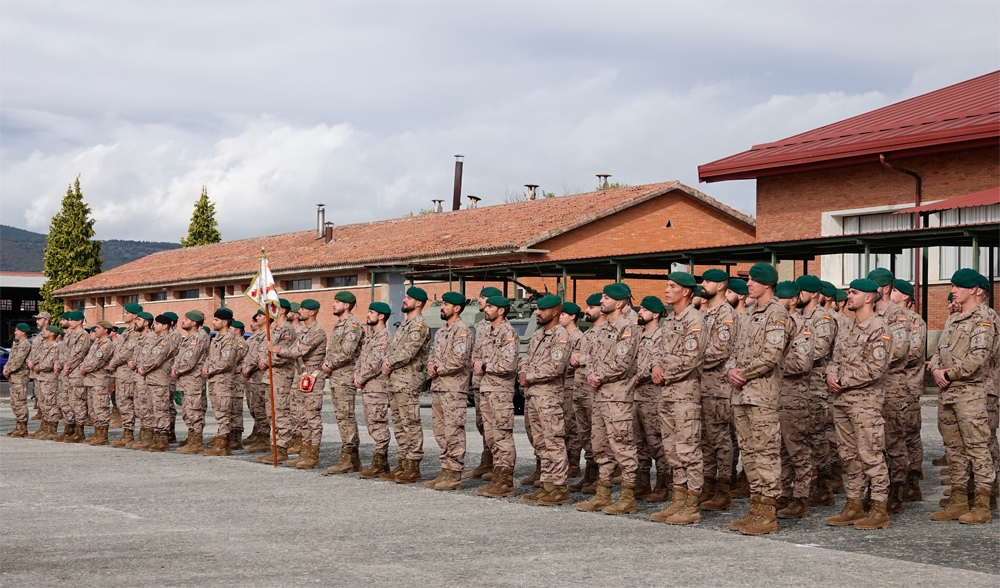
[658,304,706,493]
[241,330,269,436]
[478,319,520,469]
[522,324,571,484]
[727,297,794,500]
[62,329,91,425]
[875,300,912,484]
[385,314,431,461]
[230,335,249,432]
[562,328,584,463]
[278,321,328,448]
[828,308,852,464]
[325,315,365,452]
[262,321,296,448]
[803,305,837,477]
[204,330,241,438]
[470,318,491,447]
[166,328,184,431]
[173,328,210,435]
[137,330,179,434]
[81,336,114,428]
[56,337,69,423]
[929,305,996,491]
[700,302,736,480]
[428,318,473,471]
[355,325,391,452]
[132,330,158,432]
[779,313,814,499]
[827,313,892,503]
[977,303,999,478]
[573,327,601,465]
[634,324,666,479]
[109,326,141,432]
[35,340,62,423]
[903,308,927,475]
[6,338,31,423]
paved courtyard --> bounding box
[1,399,996,587]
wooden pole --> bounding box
[266,312,278,467]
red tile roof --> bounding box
[53,181,753,297]
[699,71,1000,182]
[893,186,1000,215]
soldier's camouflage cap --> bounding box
[485,295,510,308]
[441,292,466,306]
[729,279,749,296]
[950,268,980,289]
[369,301,392,315]
[479,287,502,298]
[536,294,563,309]
[586,293,602,306]
[849,278,879,293]
[795,275,822,292]
[97,320,115,330]
[867,268,894,286]
[561,302,581,315]
[640,296,665,314]
[775,281,800,299]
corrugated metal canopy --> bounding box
[893,187,1000,214]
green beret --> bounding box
[334,291,356,304]
[978,272,990,291]
[278,298,291,309]
[62,311,84,321]
[849,278,879,293]
[441,292,466,306]
[640,296,665,314]
[231,320,244,330]
[694,286,703,298]
[701,269,729,283]
[97,320,115,330]
[15,322,31,333]
[562,302,581,315]
[406,287,428,302]
[137,311,154,321]
[46,325,63,334]
[368,302,391,315]
[479,287,502,298]
[603,283,630,300]
[117,327,126,334]
[835,289,847,302]
[86,326,96,333]
[202,326,211,334]
[162,312,178,322]
[60,311,73,320]
[155,314,171,325]
[795,275,822,293]
[254,310,264,318]
[537,294,563,309]
[894,280,914,297]
[950,268,980,289]
[485,295,510,308]
[666,272,696,288]
[749,263,778,286]
[867,268,894,287]
[729,279,748,296]
[586,293,603,307]
[185,310,205,322]
[123,303,143,314]
[300,299,321,310]
[947,292,953,302]
[289,302,300,312]
[775,281,800,299]
[820,281,838,298]
[214,308,234,320]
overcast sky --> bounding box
[2,1,997,243]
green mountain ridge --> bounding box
[1,224,181,273]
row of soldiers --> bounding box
[4,266,997,532]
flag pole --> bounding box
[266,310,278,467]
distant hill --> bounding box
[0,224,181,273]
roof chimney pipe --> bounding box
[324,221,334,244]
[432,199,444,213]
[452,155,464,211]
[524,184,538,201]
[597,174,611,190]
[316,204,326,239]
[467,195,480,209]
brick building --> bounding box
[699,70,999,329]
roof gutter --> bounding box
[879,153,923,318]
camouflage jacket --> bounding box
[929,304,995,403]
[138,330,179,386]
[658,303,705,403]
[702,302,735,372]
[428,318,472,392]
[827,313,891,407]
[241,331,266,384]
[6,338,31,376]
[780,313,814,399]
[63,329,91,381]
[573,324,601,390]
[727,297,794,409]
[354,325,390,392]
[81,336,114,388]
[589,309,641,403]
[385,314,431,392]
[470,318,491,390]
[279,320,327,373]
[478,319,519,394]
[35,339,60,382]
[109,325,141,382]
[634,325,662,403]
[521,324,570,396]
[204,330,240,384]
[325,314,364,383]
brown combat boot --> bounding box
[959,489,993,524]
[31,408,43,421]
[567,450,582,479]
[327,448,362,474]
[203,434,232,456]
[665,489,703,525]
[807,477,835,506]
[177,433,204,454]
[295,444,320,469]
[731,470,750,498]
[167,422,176,444]
[940,477,952,486]
[827,498,866,526]
[359,451,390,479]
[466,450,494,479]
[777,497,809,519]
[245,431,272,453]
[521,483,550,503]
[728,495,760,531]
[931,455,947,466]
[109,409,122,428]
[537,482,571,506]
[287,433,303,455]
[575,481,613,511]
[644,471,673,502]
[68,424,87,443]
[134,428,154,450]
[394,458,422,484]
[53,422,73,442]
[424,470,446,488]
[901,470,923,502]
[434,470,463,491]
[932,486,969,521]
[478,468,516,498]
[701,476,734,511]
[520,459,542,486]
[86,426,109,446]
[602,483,637,515]
[938,467,950,475]
[741,497,778,535]
[886,482,904,515]
[828,465,846,494]
[699,476,718,506]
[149,431,170,452]
[568,461,599,494]
[8,422,29,438]
[256,446,288,464]
[854,500,891,530]
[282,446,304,467]
[634,471,653,499]
[27,421,48,439]
[380,458,405,481]
[651,487,688,522]
[111,429,135,447]
[229,429,244,451]
[991,480,998,511]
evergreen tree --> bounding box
[40,175,103,315]
[180,187,221,247]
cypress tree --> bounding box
[40,175,103,315]
[180,187,221,247]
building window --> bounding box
[148,292,167,302]
[842,212,914,283]
[122,295,139,306]
[325,275,358,288]
[940,246,999,281]
[71,299,86,311]
[286,279,312,291]
[20,300,38,312]
[0,299,11,311]
[177,289,200,299]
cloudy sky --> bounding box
[2,1,997,243]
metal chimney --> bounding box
[597,174,611,190]
[432,199,444,213]
[316,204,326,239]
[452,155,464,211]
[524,184,538,201]
[467,195,480,209]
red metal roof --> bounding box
[893,186,1000,214]
[699,71,1000,182]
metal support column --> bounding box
[458,275,465,297]
[921,247,929,323]
[972,235,980,271]
[370,270,376,306]
[864,242,870,275]
[561,267,568,301]
[616,263,622,283]
[512,271,520,300]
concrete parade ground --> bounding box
[1,397,997,587]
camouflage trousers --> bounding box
[778,395,812,499]
[701,395,734,479]
[230,379,246,432]
[733,404,781,499]
[660,399,703,492]
[179,378,207,435]
[207,381,233,436]
[882,396,910,483]
[362,390,391,453]
[827,403,840,467]
[134,377,154,430]
[904,394,924,474]
[525,390,568,485]
[57,377,70,423]
[390,390,424,460]
[8,373,29,422]
[988,395,999,475]
[938,395,996,491]
[87,384,112,428]
[431,391,467,472]
[294,388,325,447]
[634,399,667,476]
[480,390,516,469]
[331,379,360,451]
[290,373,305,434]
[36,377,61,423]
[593,400,638,485]
[563,386,580,458]
[834,403,890,502]
[64,378,87,425]
[472,388,484,438]
[264,370,294,448]
[246,381,269,433]
[115,378,137,431]
[808,394,832,475]
[147,382,172,433]
[573,387,595,462]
